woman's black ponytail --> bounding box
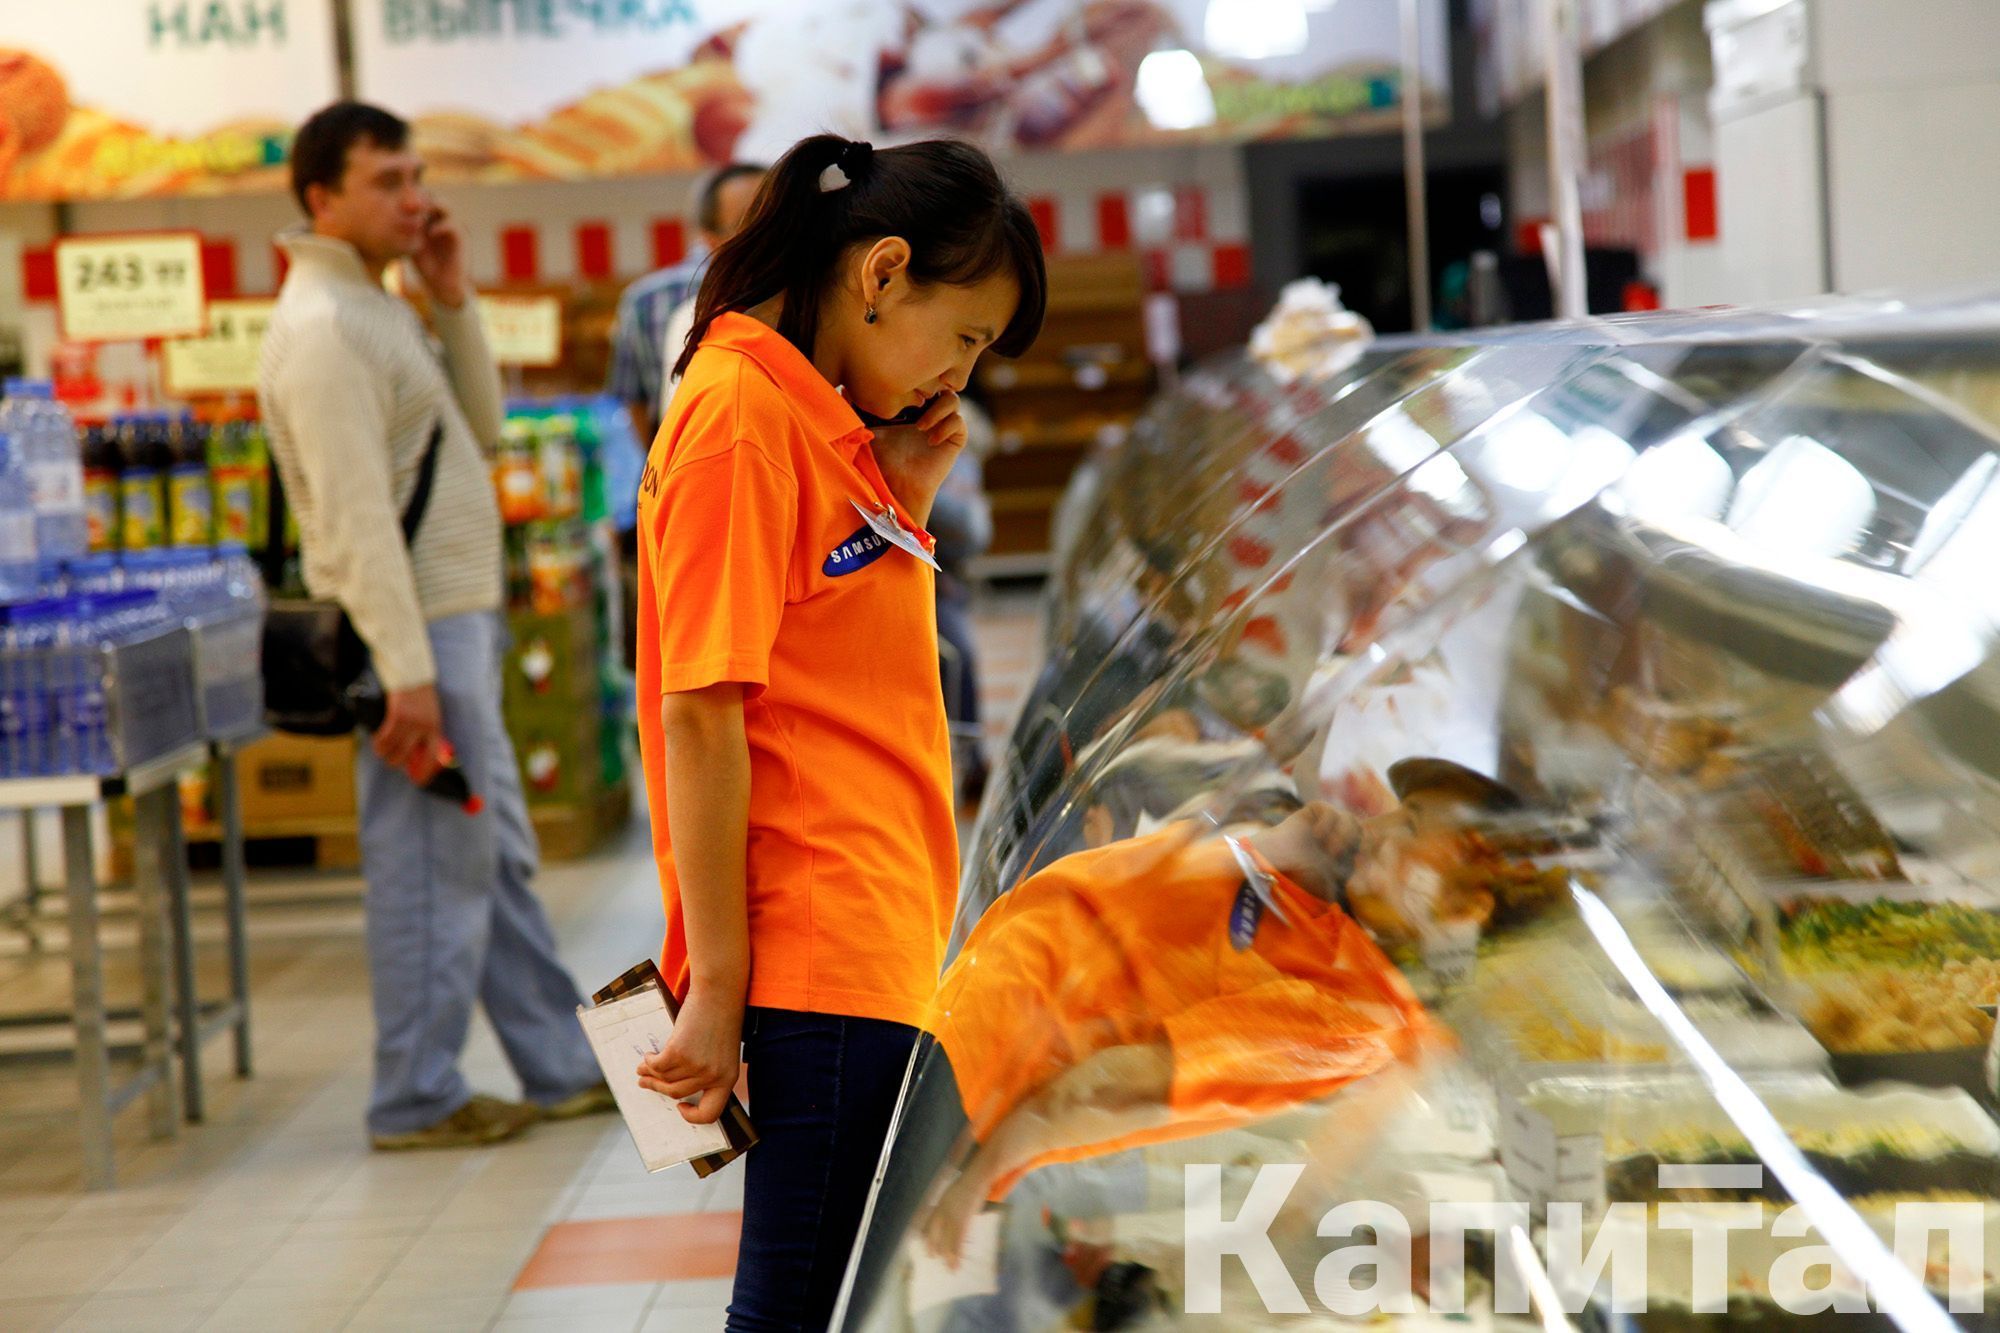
[674,133,1047,380]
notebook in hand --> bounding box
[582,959,757,1177]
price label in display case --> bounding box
[55,233,207,342]
[163,298,276,395]
[479,295,563,367]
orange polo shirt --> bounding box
[927,826,1436,1189]
[636,312,958,1028]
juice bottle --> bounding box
[495,417,543,525]
[242,417,271,551]
[168,415,213,547]
[81,421,122,553]
[211,417,260,546]
[119,414,168,551]
[535,409,582,520]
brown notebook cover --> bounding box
[590,958,757,1178]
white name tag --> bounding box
[1223,834,1293,928]
[852,499,941,571]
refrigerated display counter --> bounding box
[839,294,2000,1330]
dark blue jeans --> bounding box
[729,1007,921,1332]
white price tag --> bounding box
[479,295,563,367]
[55,233,207,343]
[163,298,275,394]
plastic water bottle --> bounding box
[68,554,121,597]
[48,395,92,562]
[215,541,266,615]
[3,381,87,564]
[8,599,63,775]
[0,426,41,604]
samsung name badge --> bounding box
[853,499,940,571]
[1223,834,1290,951]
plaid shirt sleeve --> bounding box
[606,282,664,419]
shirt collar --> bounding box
[701,312,869,455]
[276,228,385,290]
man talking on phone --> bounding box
[259,102,612,1150]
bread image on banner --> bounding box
[410,59,752,182]
[0,2,342,201]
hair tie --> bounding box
[818,139,874,193]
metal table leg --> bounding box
[132,789,182,1138]
[22,808,43,950]
[215,748,252,1077]
[61,804,114,1190]
[161,785,203,1122]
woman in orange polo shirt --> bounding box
[630,134,1045,1332]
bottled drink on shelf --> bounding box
[496,416,543,525]
[81,422,121,553]
[168,415,214,548]
[0,425,40,603]
[211,417,269,548]
[1,380,87,564]
[0,589,172,777]
[119,413,169,551]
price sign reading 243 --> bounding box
[55,233,208,343]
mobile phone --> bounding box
[856,392,942,429]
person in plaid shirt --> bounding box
[606,161,764,665]
[607,162,767,450]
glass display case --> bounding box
[837,296,2000,1331]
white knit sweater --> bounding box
[257,231,505,690]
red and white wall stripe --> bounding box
[9,144,1257,308]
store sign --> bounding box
[0,0,341,201]
[55,233,207,343]
[162,297,275,394]
[352,0,1449,182]
[479,295,563,367]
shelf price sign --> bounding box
[479,295,563,368]
[55,233,207,343]
[163,298,277,395]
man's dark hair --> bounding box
[694,162,768,236]
[289,101,411,214]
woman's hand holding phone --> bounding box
[869,389,967,527]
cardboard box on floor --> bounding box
[237,733,359,826]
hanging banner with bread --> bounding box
[351,0,1450,184]
[0,0,341,201]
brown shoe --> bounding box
[371,1094,540,1151]
[539,1081,618,1121]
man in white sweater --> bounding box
[259,102,608,1150]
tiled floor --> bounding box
[0,593,1041,1333]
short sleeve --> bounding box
[645,440,799,696]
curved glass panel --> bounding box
[841,296,2000,1333]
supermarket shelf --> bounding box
[967,551,1054,582]
[979,360,1151,394]
[0,744,209,809]
[993,421,1128,453]
[988,487,1070,514]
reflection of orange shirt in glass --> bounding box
[925,826,1437,1186]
